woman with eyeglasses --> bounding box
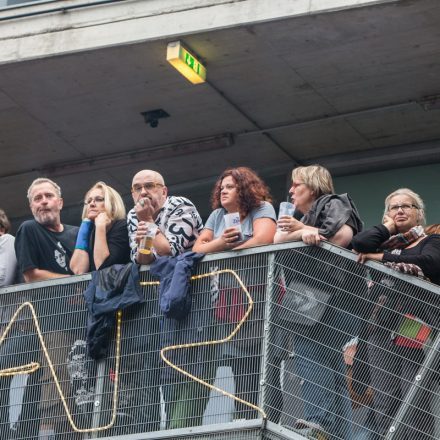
[70,181,130,274]
[351,188,440,439]
[271,165,363,439]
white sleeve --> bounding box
[126,209,139,263]
[0,234,17,287]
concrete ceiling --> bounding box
[1,0,440,230]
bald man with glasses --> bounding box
[127,169,203,264]
[125,169,204,430]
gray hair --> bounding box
[384,188,426,225]
[27,178,62,201]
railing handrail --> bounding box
[3,240,440,295]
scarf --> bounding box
[380,225,428,280]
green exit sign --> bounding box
[167,41,206,84]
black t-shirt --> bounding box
[15,220,79,276]
[87,219,130,272]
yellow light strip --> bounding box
[0,303,122,433]
[141,269,267,419]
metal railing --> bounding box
[0,241,439,440]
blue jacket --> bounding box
[150,251,204,320]
[150,251,205,383]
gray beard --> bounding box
[34,213,58,229]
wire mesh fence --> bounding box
[264,244,440,440]
[0,242,439,440]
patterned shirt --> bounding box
[127,196,203,262]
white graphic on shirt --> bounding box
[54,242,67,270]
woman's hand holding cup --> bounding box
[221,226,242,248]
[277,202,296,231]
[277,216,303,233]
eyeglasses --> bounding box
[388,203,419,214]
[84,196,105,205]
[132,182,164,194]
[291,182,305,190]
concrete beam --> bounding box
[0,0,397,64]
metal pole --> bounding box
[385,330,440,439]
[259,252,275,421]
[89,359,106,439]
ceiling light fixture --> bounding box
[166,41,206,84]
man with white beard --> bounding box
[15,177,78,281]
[14,177,78,440]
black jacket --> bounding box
[83,263,145,359]
[302,193,363,240]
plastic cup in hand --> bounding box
[278,202,295,219]
[224,212,243,242]
[138,222,158,255]
[278,202,295,229]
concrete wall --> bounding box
[0,0,397,65]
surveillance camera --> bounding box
[140,109,170,128]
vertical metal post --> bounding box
[259,252,275,419]
[89,359,106,439]
[385,331,440,439]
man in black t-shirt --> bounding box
[13,177,79,439]
[15,178,78,282]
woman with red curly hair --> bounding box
[193,167,276,420]
[193,167,276,253]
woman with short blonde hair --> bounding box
[70,181,130,274]
[273,164,363,439]
[275,164,362,247]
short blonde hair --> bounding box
[27,178,61,201]
[82,182,126,221]
[291,165,334,198]
[383,188,426,225]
